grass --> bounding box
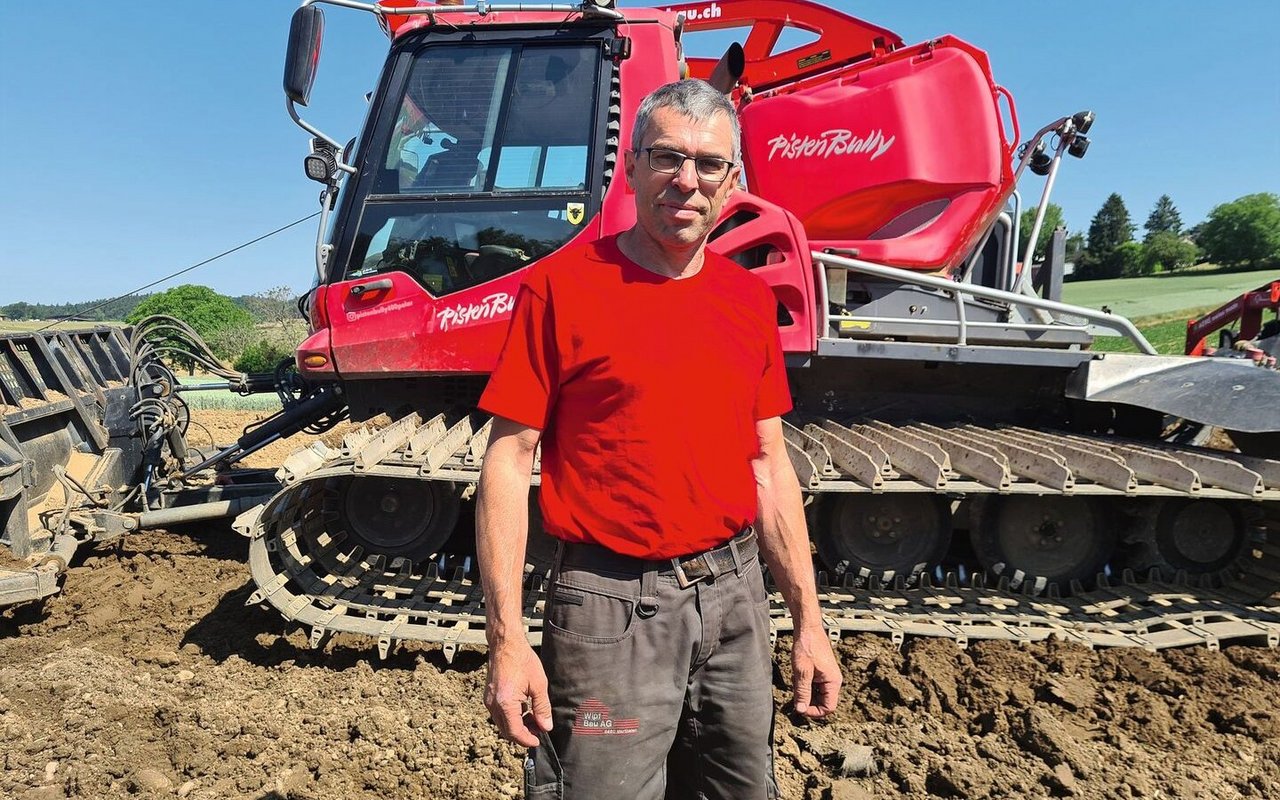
[177,376,286,412]
[180,391,284,412]
[1091,308,1216,355]
[1061,266,1276,321]
[1065,266,1277,354]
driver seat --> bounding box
[412,142,484,190]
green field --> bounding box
[1091,312,1208,355]
[1061,267,1277,354]
[1061,267,1277,320]
[168,375,284,412]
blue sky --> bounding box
[1,0,1277,305]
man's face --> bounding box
[624,106,740,251]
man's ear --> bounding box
[622,149,636,189]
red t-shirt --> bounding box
[478,235,792,559]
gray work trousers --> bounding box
[525,535,779,800]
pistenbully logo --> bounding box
[434,292,514,332]
[767,129,896,162]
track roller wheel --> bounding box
[972,496,1112,590]
[324,475,461,563]
[1152,498,1248,578]
[815,494,951,583]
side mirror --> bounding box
[284,6,325,107]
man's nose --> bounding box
[671,158,701,191]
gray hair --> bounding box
[631,79,741,163]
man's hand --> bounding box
[790,626,842,718]
[485,640,553,747]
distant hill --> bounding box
[1,292,295,324]
[0,295,152,322]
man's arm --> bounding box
[477,416,551,747]
[752,416,842,718]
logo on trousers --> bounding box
[572,699,639,736]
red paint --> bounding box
[324,269,522,376]
[706,190,817,354]
[737,35,1015,272]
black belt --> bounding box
[559,527,758,589]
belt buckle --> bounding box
[672,555,708,589]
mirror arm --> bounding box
[287,100,357,174]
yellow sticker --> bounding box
[838,319,872,331]
[566,203,585,225]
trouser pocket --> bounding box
[545,566,642,645]
[525,731,563,799]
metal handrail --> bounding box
[814,252,1158,355]
[1006,191,1021,293]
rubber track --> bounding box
[236,413,1280,659]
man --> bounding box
[476,79,841,800]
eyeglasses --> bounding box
[638,147,735,183]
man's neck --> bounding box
[616,228,705,280]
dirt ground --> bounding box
[2,411,1278,800]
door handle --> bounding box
[349,278,393,297]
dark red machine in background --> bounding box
[1186,280,1279,365]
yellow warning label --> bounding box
[567,203,585,225]
[838,320,872,331]
[797,50,832,70]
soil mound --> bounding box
[1,410,1276,799]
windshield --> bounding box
[346,40,603,296]
[350,202,585,295]
[378,43,598,195]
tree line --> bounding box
[1022,192,1280,282]
[0,295,149,322]
[0,290,297,324]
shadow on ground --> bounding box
[180,578,486,673]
